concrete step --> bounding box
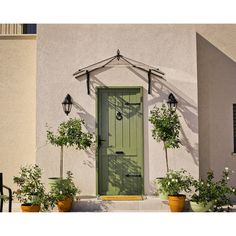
[72,196,170,212]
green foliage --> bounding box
[190,171,216,207]
[191,168,236,212]
[158,169,193,196]
[13,164,52,211]
[49,171,80,205]
[46,118,93,149]
[149,104,181,149]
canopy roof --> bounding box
[73,50,165,94]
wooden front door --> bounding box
[97,87,144,195]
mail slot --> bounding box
[126,174,142,177]
[115,151,124,155]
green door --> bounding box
[97,87,144,195]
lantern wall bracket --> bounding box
[73,49,165,95]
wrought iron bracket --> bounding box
[148,69,151,94]
[86,70,90,95]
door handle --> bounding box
[125,102,141,106]
[115,151,124,155]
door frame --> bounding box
[95,86,144,195]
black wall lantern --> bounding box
[167,93,178,111]
[62,94,73,116]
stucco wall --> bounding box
[0,36,36,190]
[197,31,236,183]
[36,25,199,196]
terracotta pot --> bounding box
[57,197,73,212]
[168,194,186,212]
[21,204,41,212]
[190,201,212,212]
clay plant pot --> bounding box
[190,201,212,212]
[57,197,73,212]
[168,194,186,212]
[21,204,41,212]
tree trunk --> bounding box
[60,145,63,178]
[164,143,169,172]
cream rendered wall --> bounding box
[0,36,36,190]
[37,25,198,196]
[197,28,236,184]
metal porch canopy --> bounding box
[73,50,165,95]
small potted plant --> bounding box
[189,172,215,212]
[49,171,80,212]
[158,169,193,212]
[155,178,168,200]
[209,168,236,212]
[13,164,51,212]
[46,118,93,182]
[190,168,236,212]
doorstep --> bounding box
[99,195,146,201]
[72,196,170,212]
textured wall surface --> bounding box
[0,36,36,190]
[37,25,198,196]
[197,31,236,183]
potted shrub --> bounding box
[158,169,193,212]
[149,104,182,199]
[49,171,79,212]
[190,168,236,212]
[149,104,181,172]
[46,118,93,181]
[13,164,51,212]
[189,172,215,212]
[209,168,236,212]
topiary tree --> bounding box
[46,118,93,178]
[149,104,181,172]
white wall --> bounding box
[37,25,198,196]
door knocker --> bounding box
[116,111,123,120]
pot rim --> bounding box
[190,200,212,205]
[21,203,40,206]
[168,194,186,197]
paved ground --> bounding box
[2,196,236,212]
[72,196,171,212]
[3,196,170,212]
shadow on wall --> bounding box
[197,33,236,180]
[128,67,199,166]
[72,101,96,168]
[75,67,111,100]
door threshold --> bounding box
[99,195,146,201]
